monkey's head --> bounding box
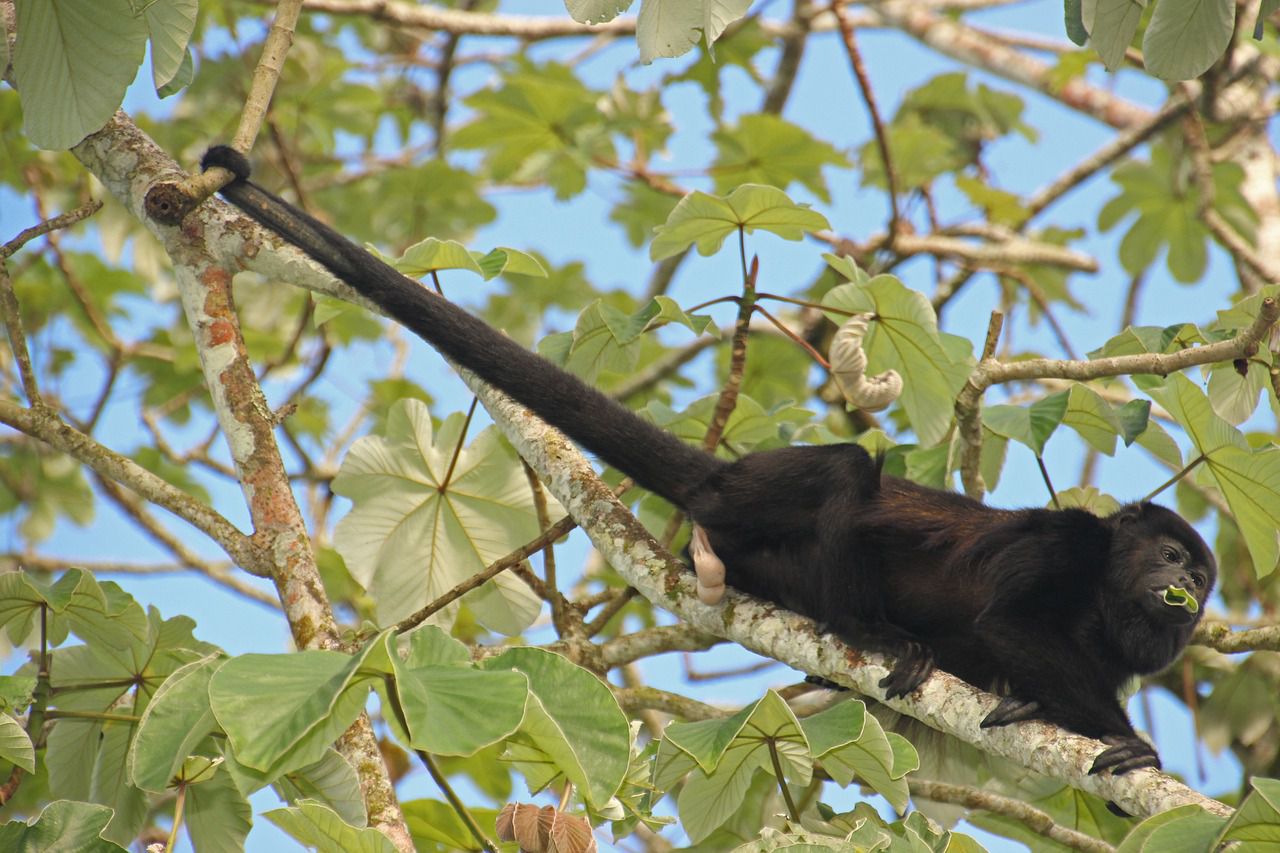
[1100,502,1216,673]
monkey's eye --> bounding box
[1190,573,1206,589]
[1160,546,1182,563]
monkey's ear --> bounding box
[1111,504,1144,526]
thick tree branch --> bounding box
[476,365,1231,817]
[71,113,411,851]
[600,624,723,668]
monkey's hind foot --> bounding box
[1088,735,1160,775]
[878,641,935,699]
[980,696,1043,728]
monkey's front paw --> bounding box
[878,642,934,699]
[980,696,1042,728]
[1088,735,1160,775]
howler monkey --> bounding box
[199,146,1216,775]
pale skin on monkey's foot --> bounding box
[690,524,726,604]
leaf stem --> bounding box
[166,783,187,853]
[419,750,498,853]
[766,740,800,822]
[1036,456,1060,510]
[439,396,480,491]
[1142,453,1208,503]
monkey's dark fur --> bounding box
[201,146,1216,775]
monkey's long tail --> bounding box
[201,146,724,507]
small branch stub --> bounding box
[829,314,902,412]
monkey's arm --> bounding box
[976,615,1157,774]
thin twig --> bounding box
[392,513,579,635]
[0,199,103,259]
[704,250,759,453]
[831,0,900,237]
[908,779,1116,852]
[0,399,270,575]
[521,460,570,634]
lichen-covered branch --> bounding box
[1195,621,1280,654]
[70,113,412,852]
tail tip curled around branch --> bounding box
[200,145,252,183]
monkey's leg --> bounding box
[809,478,936,699]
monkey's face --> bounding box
[1135,534,1214,625]
[1108,503,1216,628]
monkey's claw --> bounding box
[1089,735,1160,775]
[878,642,934,699]
[980,696,1043,728]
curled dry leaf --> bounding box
[830,314,902,413]
[496,802,597,853]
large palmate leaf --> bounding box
[266,802,399,853]
[1149,375,1280,576]
[208,643,385,780]
[13,0,147,149]
[451,62,614,200]
[144,0,197,92]
[129,654,225,793]
[0,714,34,774]
[711,113,850,203]
[983,391,1069,456]
[333,399,548,630]
[0,801,126,853]
[1082,0,1144,70]
[481,648,631,809]
[650,184,830,261]
[0,568,148,649]
[803,699,918,815]
[658,691,811,843]
[540,295,715,382]
[1143,0,1235,81]
[391,629,527,756]
[822,274,973,447]
[1115,804,1228,852]
[563,0,632,24]
[1216,777,1280,847]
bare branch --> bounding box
[826,230,1099,273]
[1195,620,1280,653]
[908,779,1117,853]
[599,624,723,668]
[956,298,1280,495]
[2,553,278,608]
[0,398,268,575]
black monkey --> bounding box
[199,146,1216,775]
